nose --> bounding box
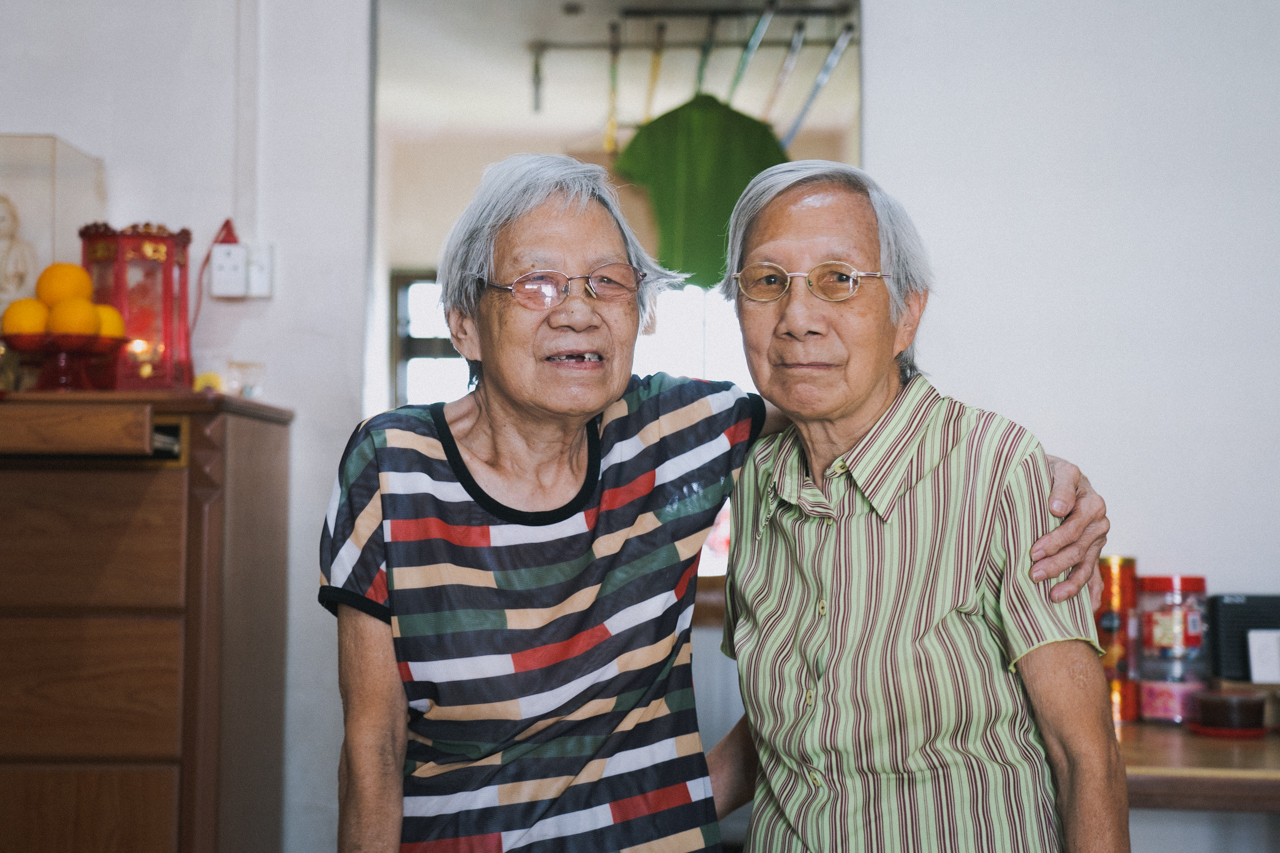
[775,274,827,339]
[549,275,601,329]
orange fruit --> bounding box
[2,298,50,335]
[95,304,125,338]
[36,263,93,307]
[47,297,101,336]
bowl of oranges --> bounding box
[1,263,128,390]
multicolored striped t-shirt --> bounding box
[723,376,1101,852]
[320,373,764,853]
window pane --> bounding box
[407,281,452,339]
[406,357,472,405]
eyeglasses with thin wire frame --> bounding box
[472,263,645,310]
[734,261,892,303]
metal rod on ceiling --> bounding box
[531,42,546,112]
[781,22,855,148]
[643,22,666,122]
[622,4,851,18]
[760,21,805,122]
[727,0,776,106]
[604,22,622,152]
[694,15,718,94]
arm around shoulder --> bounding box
[337,604,408,853]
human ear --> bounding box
[893,291,929,356]
[448,308,482,363]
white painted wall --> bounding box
[861,1,1280,848]
[0,1,370,849]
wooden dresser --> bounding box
[0,392,292,853]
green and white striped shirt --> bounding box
[723,376,1100,852]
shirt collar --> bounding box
[764,376,944,523]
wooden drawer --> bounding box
[0,764,178,853]
[0,617,183,759]
[0,468,187,609]
[0,403,153,455]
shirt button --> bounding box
[805,688,814,706]
[818,599,827,616]
[810,771,821,786]
[832,459,848,475]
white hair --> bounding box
[717,160,933,383]
[439,154,681,330]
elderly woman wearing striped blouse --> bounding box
[709,161,1129,852]
[320,154,1110,853]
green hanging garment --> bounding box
[614,94,788,288]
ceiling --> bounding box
[377,0,862,140]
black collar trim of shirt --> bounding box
[428,402,601,527]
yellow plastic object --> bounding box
[193,372,224,393]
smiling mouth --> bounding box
[547,353,603,363]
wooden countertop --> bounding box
[0,389,293,424]
[1120,723,1280,812]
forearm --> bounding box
[1019,640,1130,853]
[1045,737,1130,853]
[338,736,405,853]
[707,715,759,819]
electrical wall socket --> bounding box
[210,244,249,297]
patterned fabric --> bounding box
[722,376,1101,852]
[321,373,764,853]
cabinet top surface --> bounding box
[1,390,294,424]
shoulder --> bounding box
[602,373,755,429]
[337,405,446,473]
[937,395,1047,489]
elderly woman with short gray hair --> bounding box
[319,154,1109,852]
[709,161,1129,852]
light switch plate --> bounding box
[1249,629,1280,682]
[210,244,248,298]
[247,243,273,298]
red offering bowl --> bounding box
[1,334,128,391]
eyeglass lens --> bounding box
[510,264,640,308]
[738,262,861,302]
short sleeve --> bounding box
[318,425,392,623]
[993,445,1102,669]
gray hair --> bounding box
[717,160,932,384]
[439,154,681,359]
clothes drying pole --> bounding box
[604,22,622,152]
[694,15,718,94]
[726,0,777,106]
[781,22,855,148]
[760,21,806,123]
[643,22,666,122]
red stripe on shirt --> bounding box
[511,623,612,673]
[397,660,413,682]
[675,558,698,601]
[724,416,754,446]
[609,781,693,824]
[400,834,503,853]
[367,569,389,606]
[388,517,491,547]
[601,469,656,512]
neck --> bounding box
[444,382,595,511]
[790,372,903,487]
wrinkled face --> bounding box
[737,183,923,426]
[450,197,640,420]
